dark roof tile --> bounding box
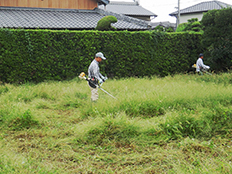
[0,7,150,30]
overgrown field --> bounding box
[0,73,232,173]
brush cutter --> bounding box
[192,64,212,75]
[79,72,117,100]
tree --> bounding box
[175,22,188,32]
[166,27,174,32]
[176,18,203,33]
[95,15,117,31]
[154,25,164,32]
[201,8,232,71]
[154,25,174,32]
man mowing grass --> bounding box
[196,53,210,75]
[88,52,107,102]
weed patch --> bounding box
[7,110,39,131]
[0,86,8,95]
[76,118,140,146]
[161,107,232,141]
[122,101,165,118]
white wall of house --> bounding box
[180,12,203,23]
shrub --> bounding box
[95,15,117,31]
[201,8,232,71]
[176,18,203,33]
[176,23,188,32]
[154,25,165,32]
[166,27,174,32]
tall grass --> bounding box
[0,73,232,173]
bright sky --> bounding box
[112,0,232,23]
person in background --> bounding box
[196,53,210,75]
[88,52,107,102]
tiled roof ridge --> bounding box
[95,8,150,27]
[214,0,223,8]
[170,0,232,15]
[180,1,214,12]
[213,0,230,7]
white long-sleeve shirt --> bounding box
[196,58,209,72]
[88,59,104,81]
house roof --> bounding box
[149,21,176,29]
[0,6,151,30]
[99,1,157,17]
[97,0,110,5]
[169,0,232,16]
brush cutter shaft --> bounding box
[98,87,117,100]
[201,69,212,75]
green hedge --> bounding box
[0,29,203,83]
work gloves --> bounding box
[102,76,108,82]
[99,79,103,84]
[97,75,108,85]
[99,77,107,84]
[203,66,210,71]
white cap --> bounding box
[95,52,106,60]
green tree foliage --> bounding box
[166,27,174,32]
[154,25,164,32]
[176,18,203,33]
[95,15,118,31]
[154,26,174,32]
[201,8,232,71]
[175,22,188,32]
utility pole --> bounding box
[177,0,180,26]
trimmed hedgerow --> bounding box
[0,29,203,83]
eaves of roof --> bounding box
[169,0,232,16]
[0,6,151,30]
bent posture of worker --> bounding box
[88,52,107,102]
[196,53,210,75]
